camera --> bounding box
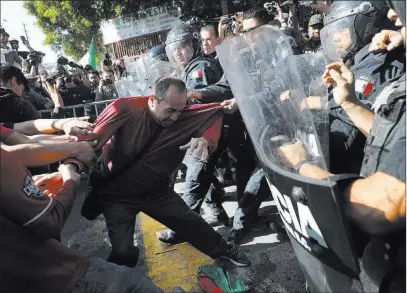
[57,54,69,66]
[68,61,83,70]
[220,15,237,34]
[264,2,277,14]
[27,51,45,66]
[103,53,113,67]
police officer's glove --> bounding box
[180,137,209,161]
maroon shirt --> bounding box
[0,148,88,293]
[79,97,223,180]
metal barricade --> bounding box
[38,99,117,121]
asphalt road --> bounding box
[61,180,305,292]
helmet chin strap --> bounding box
[341,50,355,64]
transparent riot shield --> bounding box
[140,53,176,86]
[217,26,363,292]
[115,56,150,97]
[291,52,330,167]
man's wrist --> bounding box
[51,119,61,130]
[340,99,359,110]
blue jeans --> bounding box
[183,117,255,213]
[71,258,164,293]
[182,155,224,213]
[233,167,270,230]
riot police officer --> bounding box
[158,24,229,244]
[165,24,223,91]
[174,9,289,245]
[279,4,406,291]
[148,44,169,62]
[317,0,405,174]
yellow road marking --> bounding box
[139,212,213,292]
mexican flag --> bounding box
[79,39,97,69]
[88,39,97,70]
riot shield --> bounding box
[140,53,176,86]
[115,56,150,97]
[291,52,330,167]
[217,26,363,292]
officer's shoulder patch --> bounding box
[22,176,45,200]
[372,82,397,113]
[355,75,377,96]
[192,69,203,79]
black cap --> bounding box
[0,28,9,37]
[309,14,324,26]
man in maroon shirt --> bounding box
[81,76,250,267]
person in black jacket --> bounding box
[0,65,40,123]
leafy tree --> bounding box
[23,0,105,62]
[25,0,265,62]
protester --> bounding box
[79,76,250,268]
[0,136,185,293]
[0,65,41,122]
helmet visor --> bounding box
[321,17,358,62]
[165,40,194,69]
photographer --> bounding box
[0,29,22,69]
[218,12,243,42]
[55,69,92,118]
[95,69,118,103]
[113,58,126,80]
[87,69,100,99]
[101,53,114,71]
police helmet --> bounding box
[165,24,201,68]
[321,1,394,61]
[148,45,169,62]
[387,0,406,26]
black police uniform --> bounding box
[180,57,233,222]
[358,73,406,293]
[189,68,276,241]
[182,56,223,95]
[329,44,405,174]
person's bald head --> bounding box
[149,76,187,127]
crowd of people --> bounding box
[0,31,122,122]
[0,0,405,292]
